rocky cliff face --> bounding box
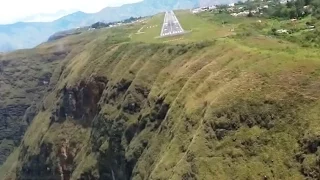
[9,41,211,180]
[0,33,92,167]
[16,75,107,179]
[52,76,107,126]
[3,26,320,180]
[0,50,64,166]
[0,104,30,164]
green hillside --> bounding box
[0,0,201,52]
[2,9,320,180]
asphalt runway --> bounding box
[160,11,184,37]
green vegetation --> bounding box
[2,5,320,180]
[131,13,164,42]
[131,11,234,44]
[267,0,320,19]
[230,0,320,19]
[175,11,234,41]
[211,0,320,47]
[0,0,199,52]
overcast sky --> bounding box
[0,0,142,24]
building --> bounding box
[276,29,289,34]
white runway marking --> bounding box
[160,11,185,37]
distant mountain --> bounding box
[0,11,91,52]
[92,0,199,22]
[20,10,78,22]
[0,0,215,52]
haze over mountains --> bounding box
[20,10,79,23]
[0,0,232,52]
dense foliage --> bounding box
[235,0,320,19]
[270,0,320,19]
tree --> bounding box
[287,1,294,8]
[247,2,255,10]
[305,0,312,5]
[295,0,306,17]
[295,0,306,8]
[280,7,290,17]
[313,8,320,19]
[272,5,285,17]
[311,0,320,8]
[289,7,298,18]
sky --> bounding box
[0,0,143,24]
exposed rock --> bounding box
[0,44,76,166]
[6,32,320,180]
[17,77,108,180]
[53,76,108,126]
[19,143,59,180]
[0,104,29,164]
[203,100,291,141]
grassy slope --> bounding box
[132,38,320,179]
[0,27,128,179]
[2,10,320,180]
[0,29,104,173]
[131,11,234,43]
[131,13,164,42]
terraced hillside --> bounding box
[2,11,320,180]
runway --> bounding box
[160,11,185,37]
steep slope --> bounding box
[2,19,320,180]
[0,29,105,169]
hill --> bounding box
[0,30,99,168]
[1,7,320,179]
[0,0,202,52]
[0,11,90,52]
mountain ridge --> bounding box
[2,7,320,179]
[0,0,201,52]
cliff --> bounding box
[2,14,320,180]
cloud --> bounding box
[0,0,143,24]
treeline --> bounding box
[269,0,320,19]
[91,16,142,29]
[231,0,320,19]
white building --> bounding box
[276,29,289,34]
[192,8,202,14]
[231,11,250,17]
